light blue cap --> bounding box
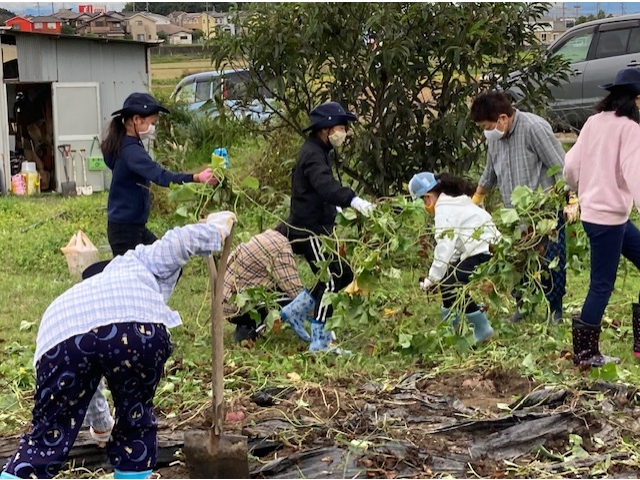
[408,172,439,200]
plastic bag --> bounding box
[61,230,100,278]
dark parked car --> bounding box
[509,14,640,131]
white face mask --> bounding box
[138,123,156,140]
[483,121,505,141]
[329,129,347,148]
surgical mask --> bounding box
[138,123,156,140]
[483,122,505,141]
[329,130,347,148]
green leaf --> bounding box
[522,353,535,370]
[500,208,520,225]
[398,333,413,349]
[19,321,34,331]
[240,176,260,190]
[341,208,358,221]
[589,362,619,382]
[176,206,190,218]
[510,186,533,208]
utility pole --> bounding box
[145,2,149,12]
[573,4,581,19]
[562,2,566,25]
[596,2,600,17]
[621,2,626,15]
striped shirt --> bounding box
[34,223,223,367]
[223,229,303,317]
[479,110,565,208]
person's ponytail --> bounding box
[101,115,127,157]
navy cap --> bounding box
[303,101,357,132]
[600,67,640,95]
[111,92,170,118]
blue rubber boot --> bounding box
[465,310,494,343]
[280,290,314,342]
[0,471,20,479]
[114,469,153,479]
[441,306,460,330]
[309,321,350,354]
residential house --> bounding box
[127,13,160,42]
[52,9,83,28]
[5,15,61,34]
[157,24,193,44]
[534,17,569,45]
[5,16,34,32]
[76,12,126,38]
[180,12,202,32]
[30,16,62,34]
[167,11,187,25]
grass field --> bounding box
[1,57,639,477]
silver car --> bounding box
[170,69,277,123]
[512,14,640,131]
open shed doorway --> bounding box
[7,82,56,192]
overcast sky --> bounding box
[3,2,127,15]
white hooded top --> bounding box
[427,193,502,283]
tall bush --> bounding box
[212,2,569,196]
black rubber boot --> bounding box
[233,322,257,344]
[572,317,618,367]
[633,301,640,358]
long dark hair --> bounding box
[596,86,640,123]
[101,115,128,157]
[431,172,476,197]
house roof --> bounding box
[182,13,202,21]
[53,9,82,20]
[129,12,170,24]
[157,24,192,35]
[5,15,31,24]
[30,16,62,23]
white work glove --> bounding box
[206,211,237,240]
[420,277,434,292]
[336,206,343,213]
[350,196,375,215]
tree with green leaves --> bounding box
[210,2,569,197]
[122,2,243,15]
[576,9,613,25]
[0,7,15,23]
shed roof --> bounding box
[0,28,162,47]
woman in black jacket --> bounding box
[277,101,374,352]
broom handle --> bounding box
[207,227,234,437]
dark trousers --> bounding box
[581,220,640,325]
[4,322,173,479]
[290,234,353,323]
[541,215,567,312]
[107,221,158,257]
[440,253,491,313]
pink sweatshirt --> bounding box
[564,111,640,225]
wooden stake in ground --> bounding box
[184,228,249,479]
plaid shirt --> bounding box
[34,224,223,367]
[223,229,303,317]
[479,110,565,208]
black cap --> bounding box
[111,92,170,118]
[303,101,357,132]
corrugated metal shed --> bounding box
[9,31,154,127]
